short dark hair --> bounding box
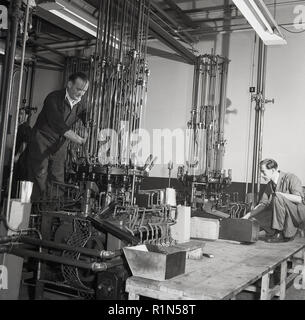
[68,72,88,83]
[260,158,278,170]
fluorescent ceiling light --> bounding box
[38,0,97,37]
[232,0,287,45]
[49,9,96,37]
[38,0,122,48]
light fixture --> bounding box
[37,0,97,37]
[232,0,287,45]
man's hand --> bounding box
[64,130,87,145]
[242,212,251,219]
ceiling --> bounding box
[23,0,305,67]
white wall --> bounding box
[144,56,193,177]
[144,17,305,184]
[222,31,256,184]
[263,30,305,182]
[144,32,255,181]
[224,28,305,183]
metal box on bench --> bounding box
[219,218,260,243]
[123,244,186,281]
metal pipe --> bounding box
[0,0,22,206]
[29,39,66,58]
[182,0,304,15]
[36,39,96,52]
[0,235,19,244]
[27,62,36,124]
[35,64,63,72]
[216,61,229,171]
[256,44,267,196]
[18,236,122,259]
[88,216,139,245]
[251,49,261,203]
[5,0,31,222]
[34,53,64,68]
[149,18,197,65]
[163,0,195,27]
[251,39,267,205]
[150,1,196,44]
[7,245,123,271]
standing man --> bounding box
[27,72,89,201]
[243,158,305,242]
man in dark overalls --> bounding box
[244,158,305,242]
[27,72,89,201]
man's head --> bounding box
[67,72,89,101]
[259,158,278,181]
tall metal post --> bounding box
[6,0,31,220]
[0,0,22,205]
[251,39,267,205]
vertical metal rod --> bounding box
[213,56,220,172]
[216,60,229,171]
[83,0,150,169]
[251,39,267,204]
[0,0,22,206]
[6,0,31,220]
[256,43,267,196]
[27,62,36,125]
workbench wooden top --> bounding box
[125,238,305,300]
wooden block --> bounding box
[219,218,260,243]
[173,240,206,260]
[190,217,219,240]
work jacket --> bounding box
[30,89,87,157]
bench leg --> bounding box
[302,248,305,289]
[260,272,271,300]
[280,261,287,300]
[128,292,140,300]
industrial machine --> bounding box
[0,0,255,301]
[0,0,180,300]
[176,54,249,217]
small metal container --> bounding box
[123,244,186,281]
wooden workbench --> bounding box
[125,238,305,300]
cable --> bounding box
[280,25,305,33]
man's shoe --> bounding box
[265,231,294,243]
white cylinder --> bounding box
[159,190,165,205]
[20,181,33,203]
[165,188,176,206]
[170,205,191,243]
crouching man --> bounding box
[243,158,305,243]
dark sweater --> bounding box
[33,89,86,142]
